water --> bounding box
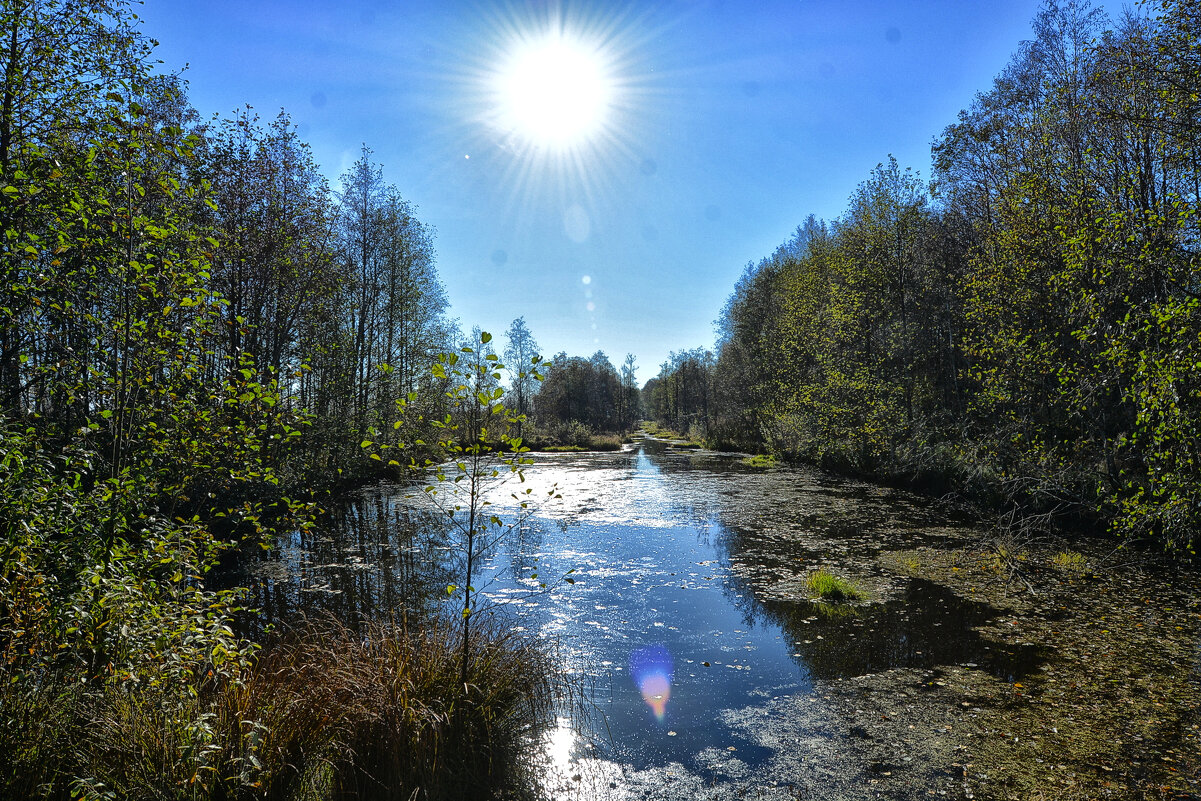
[229,441,1052,795]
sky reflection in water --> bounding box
[234,443,1044,778]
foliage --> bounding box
[534,349,639,435]
[658,0,1201,554]
[364,330,561,690]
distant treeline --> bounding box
[646,0,1201,553]
[498,316,640,448]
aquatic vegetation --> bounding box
[805,568,865,601]
[808,598,863,620]
[740,454,777,468]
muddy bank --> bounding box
[868,540,1201,800]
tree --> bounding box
[0,0,157,412]
[365,330,557,690]
[503,316,539,430]
[533,350,623,436]
[618,353,640,428]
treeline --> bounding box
[2,50,453,488]
[499,316,640,448]
[648,0,1201,553]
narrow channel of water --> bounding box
[226,442,1051,796]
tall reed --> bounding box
[5,616,558,801]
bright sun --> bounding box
[496,36,614,147]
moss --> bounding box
[878,542,1201,798]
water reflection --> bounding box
[760,582,1043,682]
[227,443,1045,783]
[220,489,459,633]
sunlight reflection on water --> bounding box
[234,442,1053,797]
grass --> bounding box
[2,616,558,801]
[805,568,865,602]
[542,445,587,453]
[740,454,777,468]
[587,433,622,451]
[1050,549,1087,572]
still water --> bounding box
[232,441,1046,796]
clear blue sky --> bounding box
[136,0,1113,383]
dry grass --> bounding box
[8,616,557,801]
[587,434,622,451]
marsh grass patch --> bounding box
[805,568,866,602]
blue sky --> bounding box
[137,0,1110,382]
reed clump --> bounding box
[3,616,557,801]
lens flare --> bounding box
[629,643,673,721]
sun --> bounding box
[494,34,615,148]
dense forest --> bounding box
[646,0,1201,555]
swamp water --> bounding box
[230,441,1201,800]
